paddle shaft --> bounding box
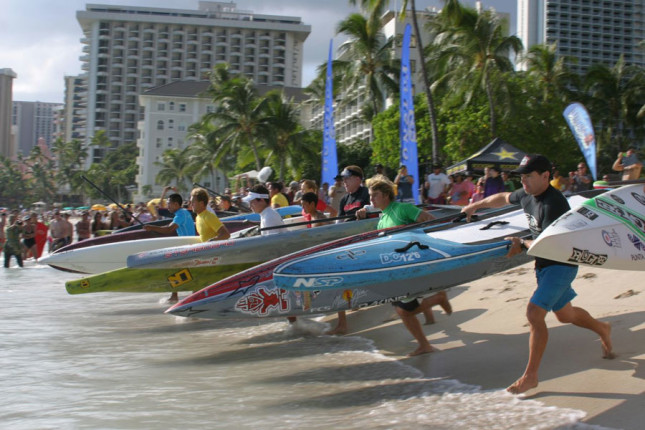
[259,213,362,231]
[193,182,252,213]
[81,175,144,225]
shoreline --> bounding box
[327,261,644,429]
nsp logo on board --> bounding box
[568,248,608,266]
[601,229,621,248]
[292,277,344,288]
[379,251,421,264]
[596,198,645,235]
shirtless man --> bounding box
[49,211,67,251]
[612,147,642,181]
[462,154,613,394]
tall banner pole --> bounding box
[563,102,598,181]
[321,39,338,187]
[400,24,420,204]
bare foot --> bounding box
[326,325,347,335]
[424,319,435,325]
[408,345,435,356]
[600,322,615,359]
[506,375,538,394]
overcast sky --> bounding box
[1,0,515,104]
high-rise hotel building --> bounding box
[518,0,645,74]
[76,1,310,164]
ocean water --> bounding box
[0,260,609,430]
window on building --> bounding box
[168,119,174,129]
[178,122,186,132]
[157,120,164,130]
[169,101,175,111]
[156,138,162,148]
[157,103,165,111]
[179,103,186,112]
[168,137,174,147]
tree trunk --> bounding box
[484,72,496,138]
[410,0,441,164]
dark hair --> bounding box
[168,193,183,206]
[249,184,271,204]
[301,192,319,206]
[270,182,283,192]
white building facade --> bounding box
[76,1,310,165]
[134,81,217,202]
[517,0,645,74]
[134,81,305,202]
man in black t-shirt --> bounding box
[338,165,370,218]
[462,154,614,395]
[326,165,371,335]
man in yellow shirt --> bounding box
[269,182,289,208]
[190,188,230,242]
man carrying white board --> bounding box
[461,154,614,395]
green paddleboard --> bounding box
[65,263,256,294]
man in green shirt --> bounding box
[357,179,452,356]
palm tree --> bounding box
[51,138,89,196]
[0,156,29,207]
[584,56,645,147]
[206,77,270,171]
[335,11,399,121]
[185,120,236,190]
[26,145,57,203]
[522,42,578,103]
[429,0,523,138]
[350,0,441,162]
[263,92,318,181]
[154,147,195,193]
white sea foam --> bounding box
[0,268,620,430]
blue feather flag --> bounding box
[400,24,420,204]
[321,39,338,187]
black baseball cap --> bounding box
[340,165,364,179]
[512,154,552,174]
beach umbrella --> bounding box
[108,203,119,210]
[63,207,74,210]
[91,204,107,211]
[76,206,90,210]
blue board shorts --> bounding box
[531,265,578,312]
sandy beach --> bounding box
[327,261,644,429]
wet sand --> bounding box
[327,262,644,430]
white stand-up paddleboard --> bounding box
[528,184,645,271]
